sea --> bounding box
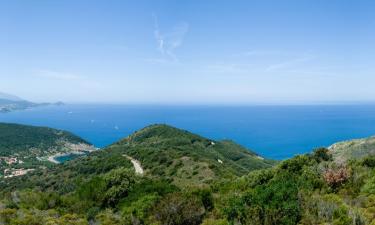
[1,104,375,160]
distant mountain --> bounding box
[0,92,63,112]
[0,92,23,101]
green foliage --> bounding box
[279,154,312,174]
[121,194,159,224]
[0,208,88,225]
[153,193,205,225]
[2,124,375,225]
[362,156,375,168]
[313,147,333,163]
[0,148,133,194]
[193,189,214,211]
[362,175,375,195]
[76,176,106,205]
[108,124,275,187]
[201,218,230,225]
[102,167,137,207]
[95,209,125,225]
[0,123,88,156]
[243,168,275,189]
[223,173,301,225]
[330,136,375,161]
[0,122,93,184]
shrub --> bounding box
[313,147,332,163]
[193,189,214,211]
[0,208,17,224]
[362,176,375,195]
[244,168,274,188]
[153,193,205,225]
[279,155,311,174]
[95,209,124,225]
[323,167,350,189]
[201,218,229,225]
[362,156,375,168]
[103,168,136,207]
[224,174,301,225]
[76,177,106,205]
[121,194,159,224]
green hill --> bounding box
[0,123,95,179]
[0,123,90,155]
[0,124,274,191]
[329,136,375,162]
[108,124,275,187]
[1,124,375,225]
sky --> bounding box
[1,0,375,104]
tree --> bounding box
[103,168,137,207]
[313,147,332,163]
[154,193,205,225]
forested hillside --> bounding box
[0,123,95,179]
[108,124,275,187]
[0,124,375,225]
[0,123,89,155]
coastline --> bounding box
[47,146,99,164]
[47,151,86,164]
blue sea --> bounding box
[54,153,83,163]
[1,104,375,160]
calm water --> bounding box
[54,153,83,163]
[1,104,375,159]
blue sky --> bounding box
[1,0,375,104]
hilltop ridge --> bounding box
[108,124,275,187]
[329,135,375,162]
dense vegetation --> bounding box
[0,123,89,156]
[329,136,375,162]
[0,123,93,178]
[108,125,275,187]
[1,124,375,224]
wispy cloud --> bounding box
[153,14,189,61]
[266,55,315,72]
[241,50,284,57]
[237,49,314,58]
[281,69,337,77]
[204,63,253,74]
[35,70,86,81]
[33,69,106,91]
[144,58,175,65]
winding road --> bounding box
[124,155,144,175]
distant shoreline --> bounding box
[48,147,99,164]
[3,104,375,160]
[47,151,84,164]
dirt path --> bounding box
[124,155,144,175]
